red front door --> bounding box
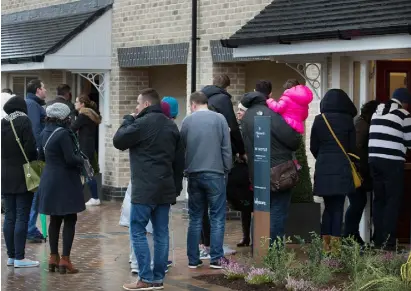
[376,60,411,243]
[376,61,411,103]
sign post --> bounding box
[253,115,271,262]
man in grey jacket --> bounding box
[181,91,232,270]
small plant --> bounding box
[245,267,274,285]
[322,257,344,271]
[297,233,333,285]
[285,276,316,290]
[263,237,297,284]
[222,261,248,280]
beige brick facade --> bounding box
[1,0,317,196]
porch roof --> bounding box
[1,2,112,64]
[220,0,411,48]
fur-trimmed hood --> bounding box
[79,107,101,124]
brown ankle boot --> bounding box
[48,254,60,272]
[59,256,79,274]
[322,235,331,253]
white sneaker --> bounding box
[199,245,211,260]
[85,198,101,206]
[131,268,139,274]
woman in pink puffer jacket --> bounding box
[267,84,313,134]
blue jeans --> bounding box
[86,177,99,199]
[187,172,226,264]
[27,191,41,237]
[130,203,170,284]
[270,189,292,242]
[3,192,33,259]
[321,196,346,237]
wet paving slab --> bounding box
[1,201,247,291]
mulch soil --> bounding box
[194,272,349,290]
[193,274,286,290]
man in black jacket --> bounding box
[202,74,245,158]
[113,88,184,290]
[239,88,300,242]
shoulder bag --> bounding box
[322,114,362,189]
[10,119,45,192]
[270,160,299,192]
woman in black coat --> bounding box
[1,95,40,268]
[310,89,357,252]
[38,102,85,274]
[71,94,101,206]
[343,100,379,244]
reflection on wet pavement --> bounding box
[1,202,247,291]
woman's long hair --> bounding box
[78,94,98,111]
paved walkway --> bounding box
[1,202,249,291]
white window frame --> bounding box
[9,74,39,96]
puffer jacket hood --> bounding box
[202,85,232,99]
[3,95,28,115]
[320,89,357,117]
[283,85,313,106]
[240,91,267,108]
[79,107,101,124]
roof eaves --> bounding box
[221,24,411,48]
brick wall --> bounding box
[1,0,77,13]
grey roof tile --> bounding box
[1,5,111,63]
[221,0,411,47]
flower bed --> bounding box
[194,234,411,291]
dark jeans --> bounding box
[270,189,292,242]
[370,159,404,247]
[86,177,99,199]
[2,192,33,259]
[200,204,210,247]
[344,187,368,238]
[241,210,252,242]
[130,203,170,284]
[49,214,78,256]
[321,196,346,237]
[27,191,41,237]
[187,172,226,264]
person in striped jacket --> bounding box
[368,88,411,250]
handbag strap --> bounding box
[9,119,30,164]
[43,127,63,152]
[321,113,358,163]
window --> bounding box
[12,76,38,97]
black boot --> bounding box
[237,211,251,247]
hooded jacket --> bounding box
[71,107,102,161]
[2,96,37,194]
[266,85,313,134]
[201,85,245,156]
[368,99,411,162]
[239,91,301,184]
[310,89,357,196]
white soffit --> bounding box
[233,34,411,59]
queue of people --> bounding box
[1,74,410,291]
[1,81,102,270]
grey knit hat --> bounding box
[46,103,70,120]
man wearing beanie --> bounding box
[368,87,411,250]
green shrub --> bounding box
[291,139,313,203]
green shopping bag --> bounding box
[40,214,48,239]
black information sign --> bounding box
[253,116,271,212]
